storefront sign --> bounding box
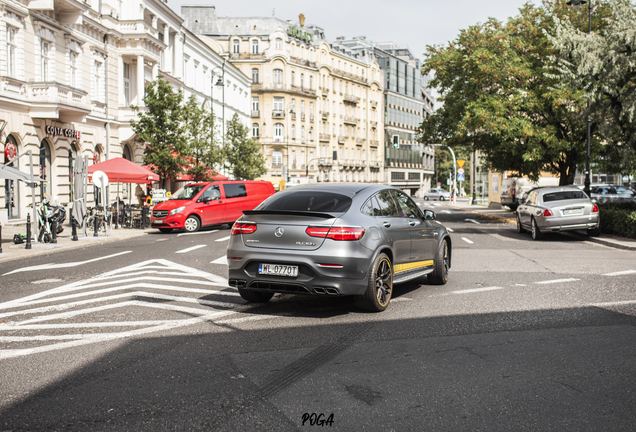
[45,125,81,139]
[288,26,313,43]
[4,142,17,162]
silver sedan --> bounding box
[516,186,600,240]
[424,188,451,201]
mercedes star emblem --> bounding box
[274,227,285,237]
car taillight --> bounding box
[231,222,257,235]
[306,226,365,241]
[592,204,599,213]
[542,209,553,217]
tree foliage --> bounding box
[131,76,188,187]
[183,95,222,182]
[420,0,611,185]
[223,114,267,180]
[552,0,636,178]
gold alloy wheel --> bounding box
[375,258,393,307]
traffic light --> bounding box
[392,135,399,148]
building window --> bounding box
[301,100,305,114]
[123,62,131,106]
[275,38,282,50]
[233,39,240,53]
[252,123,259,138]
[251,68,259,84]
[273,96,284,112]
[274,123,284,142]
[273,69,283,85]
[252,96,259,111]
[291,124,296,139]
[309,75,313,90]
[6,27,17,77]
[251,39,259,54]
[69,51,78,87]
[272,150,283,166]
[94,61,103,102]
[309,127,314,141]
[291,71,295,87]
[301,126,305,141]
[41,41,49,81]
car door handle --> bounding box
[409,220,416,226]
[383,221,391,228]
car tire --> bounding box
[440,196,445,201]
[184,215,201,232]
[587,223,601,237]
[516,214,526,233]
[159,228,173,233]
[428,239,450,285]
[531,217,543,240]
[424,196,429,201]
[238,288,274,303]
[355,252,393,312]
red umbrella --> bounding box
[176,170,229,181]
[88,158,159,183]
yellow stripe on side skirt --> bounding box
[394,260,434,274]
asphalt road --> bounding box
[1,203,635,431]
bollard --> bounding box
[0,224,3,254]
[93,209,98,237]
[71,216,78,241]
[51,219,57,244]
[26,214,32,250]
[142,207,148,229]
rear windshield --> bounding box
[543,190,588,202]
[260,191,352,213]
[170,185,206,200]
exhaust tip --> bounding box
[314,287,326,294]
[325,287,339,295]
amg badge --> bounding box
[296,241,316,246]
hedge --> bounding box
[598,201,636,239]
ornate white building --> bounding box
[0,0,250,225]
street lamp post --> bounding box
[567,0,593,196]
[211,59,226,175]
[433,144,457,201]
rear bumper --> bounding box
[226,246,373,296]
[539,214,600,232]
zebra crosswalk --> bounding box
[0,259,246,360]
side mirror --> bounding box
[201,196,213,203]
[424,210,436,220]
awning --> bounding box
[87,157,159,184]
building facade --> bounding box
[181,7,385,184]
[341,39,435,196]
[1,0,250,225]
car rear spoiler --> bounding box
[242,210,337,218]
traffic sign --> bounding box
[457,160,466,168]
[457,174,465,182]
[457,168,464,175]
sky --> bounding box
[167,0,541,64]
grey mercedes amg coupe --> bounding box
[226,183,452,312]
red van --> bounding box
[150,180,275,233]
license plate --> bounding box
[563,209,582,215]
[259,263,299,277]
[154,219,163,224]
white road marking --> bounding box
[178,229,219,237]
[465,219,481,224]
[176,244,207,254]
[433,203,442,207]
[490,233,520,242]
[461,237,474,244]
[0,321,181,329]
[211,255,228,265]
[391,297,413,302]
[216,315,275,325]
[593,300,636,307]
[452,287,504,294]
[2,251,132,276]
[603,270,636,277]
[535,278,580,285]
[156,238,168,242]
[446,228,454,233]
[441,210,451,214]
[215,236,231,242]
[514,284,527,287]
[31,279,62,284]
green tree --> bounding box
[223,114,266,180]
[183,95,223,182]
[552,0,636,178]
[420,1,611,185]
[131,76,188,188]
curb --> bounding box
[447,205,516,225]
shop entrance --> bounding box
[4,135,20,219]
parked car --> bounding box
[516,185,600,240]
[501,177,559,210]
[151,180,275,233]
[590,184,636,202]
[226,184,452,312]
[424,188,451,201]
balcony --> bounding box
[343,93,360,104]
[320,111,329,120]
[118,20,160,40]
[356,138,366,145]
[370,120,378,128]
[343,116,357,125]
[239,53,266,60]
[318,158,333,166]
[320,86,329,96]
[272,110,285,119]
[251,110,260,118]
[289,56,316,68]
[319,133,331,142]
[290,112,296,120]
[338,136,345,144]
[370,100,378,109]
[29,0,88,24]
[27,81,92,122]
[370,139,380,147]
[252,83,316,97]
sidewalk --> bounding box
[0,221,151,263]
[446,198,636,251]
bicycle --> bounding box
[82,206,111,237]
